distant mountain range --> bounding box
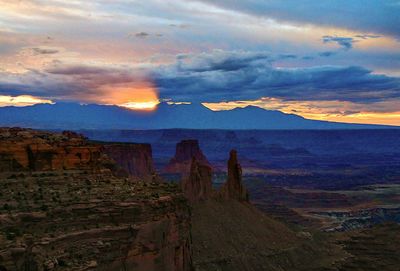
[0,102,397,130]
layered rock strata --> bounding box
[0,128,105,172]
[0,128,193,271]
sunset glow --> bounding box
[100,81,159,111]
[119,100,160,111]
[0,0,399,125]
[204,98,400,126]
[0,95,54,107]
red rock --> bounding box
[164,139,211,175]
[220,150,248,201]
[0,128,105,172]
[62,130,86,139]
[181,157,213,203]
[0,128,193,271]
[103,143,158,181]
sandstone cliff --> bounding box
[0,128,192,271]
[103,143,158,181]
[0,128,106,172]
[181,157,213,203]
[164,140,211,175]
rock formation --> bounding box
[0,128,193,270]
[0,127,106,172]
[181,157,213,203]
[220,150,248,201]
[164,139,211,175]
[103,143,158,181]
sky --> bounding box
[0,0,400,125]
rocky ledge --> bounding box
[0,128,192,271]
[0,128,107,172]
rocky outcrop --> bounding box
[164,140,211,175]
[103,143,158,181]
[0,128,193,271]
[220,150,248,201]
[181,157,213,203]
[0,128,106,172]
[0,174,192,271]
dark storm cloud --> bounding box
[191,0,400,38]
[174,51,272,72]
[0,64,146,101]
[1,51,399,105]
[322,36,354,50]
[152,51,400,103]
[0,83,33,96]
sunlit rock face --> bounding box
[220,149,249,201]
[103,143,158,181]
[0,128,106,172]
[181,157,213,203]
[164,139,211,175]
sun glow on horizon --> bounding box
[0,95,54,107]
[119,100,160,111]
[98,80,160,111]
[203,99,400,126]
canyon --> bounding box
[0,128,192,271]
[1,127,400,270]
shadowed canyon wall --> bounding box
[103,143,157,181]
[164,140,211,175]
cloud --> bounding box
[191,0,400,38]
[31,47,59,55]
[169,23,190,28]
[322,36,354,50]
[0,51,399,108]
[319,51,337,57]
[129,32,163,39]
[152,50,400,103]
[174,50,272,72]
[0,63,150,102]
[354,34,381,40]
[46,65,113,75]
[278,54,297,60]
[134,32,150,38]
